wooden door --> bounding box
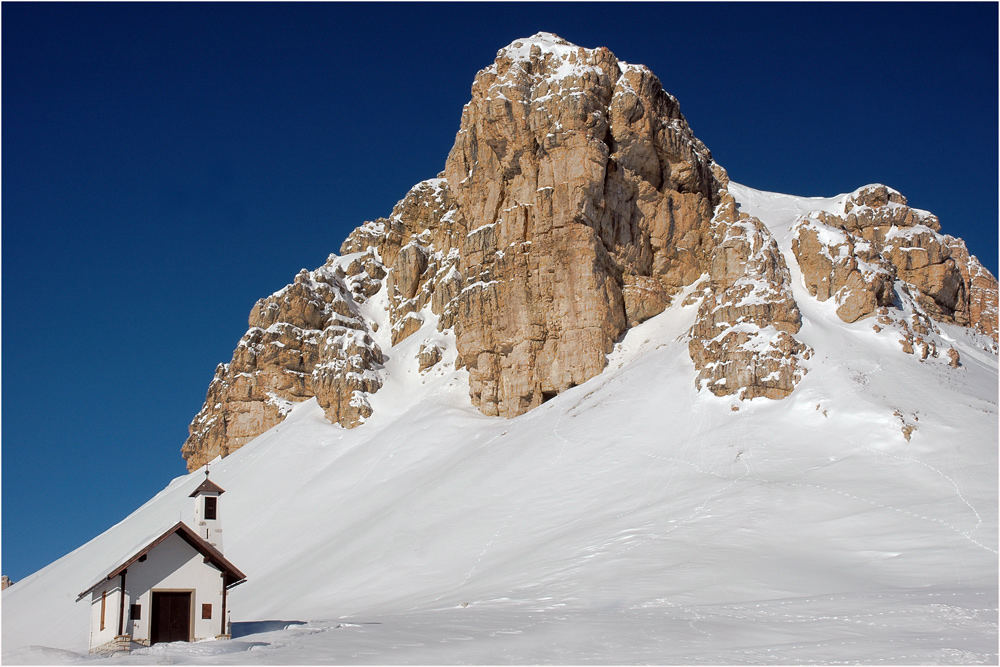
[150,592,191,644]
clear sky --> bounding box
[2,2,997,582]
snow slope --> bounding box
[3,184,996,664]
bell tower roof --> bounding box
[189,469,226,497]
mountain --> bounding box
[3,33,997,664]
[178,32,996,471]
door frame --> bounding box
[149,589,195,644]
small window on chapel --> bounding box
[130,604,141,620]
[202,603,212,619]
[204,496,217,520]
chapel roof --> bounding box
[189,472,225,497]
[77,521,246,599]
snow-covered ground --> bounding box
[3,184,996,664]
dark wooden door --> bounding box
[150,592,191,644]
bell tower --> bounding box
[190,468,225,551]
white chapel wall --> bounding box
[88,580,122,650]
[126,533,226,643]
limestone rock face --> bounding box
[182,258,384,471]
[184,173,474,469]
[622,274,672,327]
[443,32,723,416]
[792,184,998,342]
[792,215,895,323]
[945,238,998,341]
[688,193,810,399]
[342,178,467,338]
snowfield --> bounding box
[3,184,996,664]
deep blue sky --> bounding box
[3,3,997,582]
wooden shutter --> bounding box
[202,603,212,619]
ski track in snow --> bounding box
[862,445,989,546]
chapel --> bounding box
[78,471,246,653]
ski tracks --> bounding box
[862,445,991,552]
[459,511,516,589]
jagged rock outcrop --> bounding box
[793,215,896,324]
[417,340,444,372]
[342,178,467,337]
[946,239,998,341]
[688,192,810,398]
[181,33,996,469]
[182,259,384,470]
[792,184,997,341]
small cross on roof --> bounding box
[188,468,226,497]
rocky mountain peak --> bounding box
[180,34,997,470]
[495,32,605,68]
